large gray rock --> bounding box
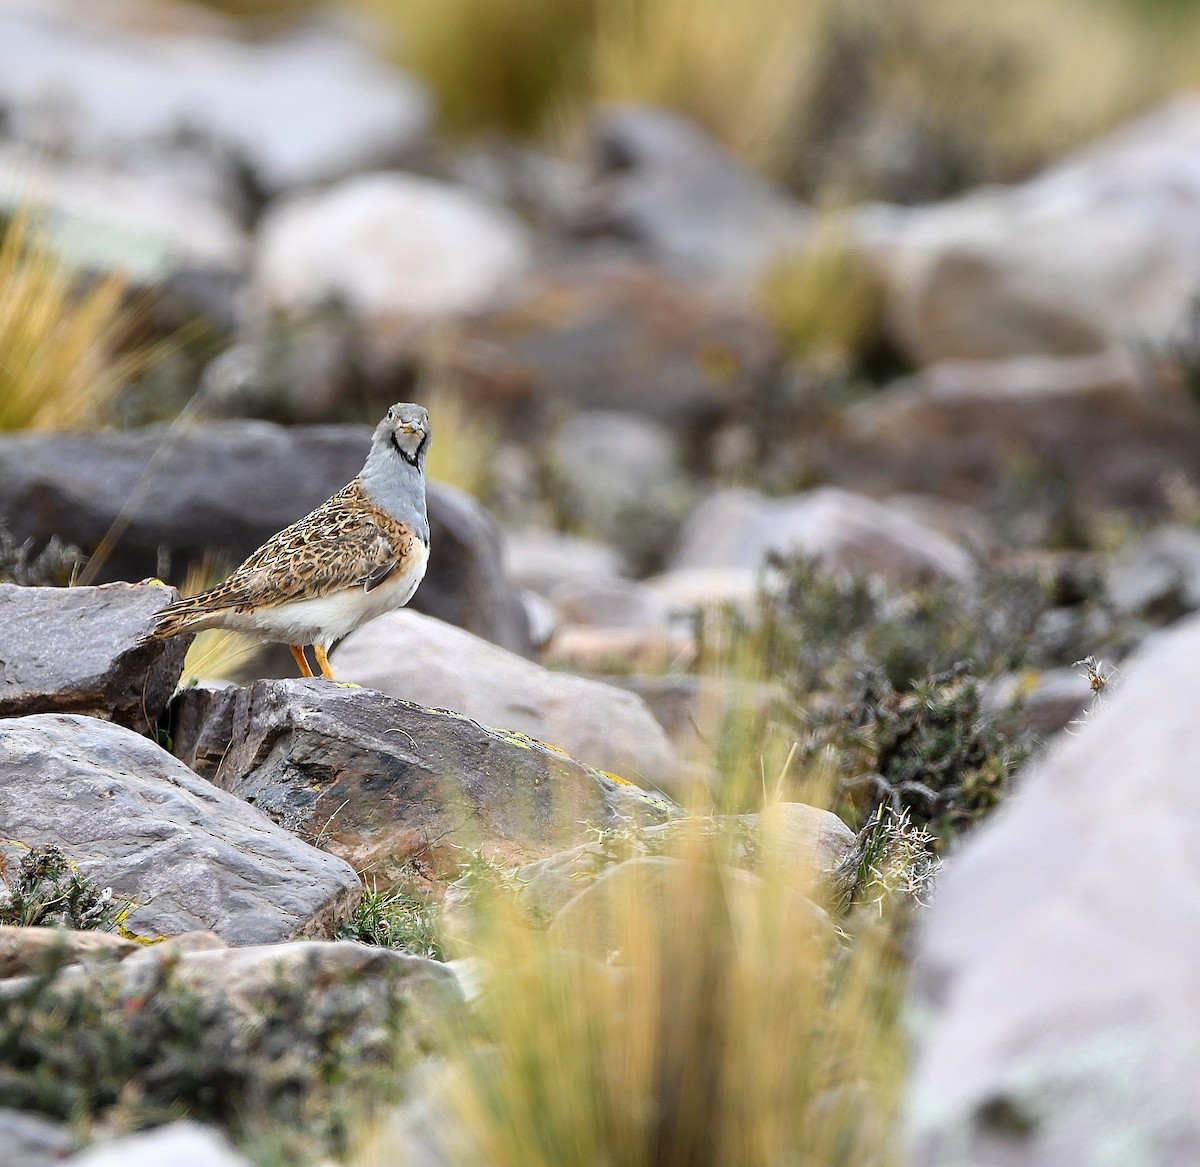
[577,105,810,286]
[671,487,976,586]
[0,423,529,653]
[0,2,430,196]
[171,678,673,877]
[820,351,1200,514]
[0,582,189,735]
[859,95,1200,364]
[909,611,1200,1166]
[0,1108,75,1167]
[0,714,360,944]
[329,610,678,788]
[68,1123,250,1167]
[252,172,532,352]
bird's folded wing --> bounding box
[180,487,413,614]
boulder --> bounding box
[68,1123,251,1167]
[252,172,532,350]
[909,611,1200,1166]
[503,528,627,598]
[819,351,1200,513]
[670,487,976,586]
[170,679,673,877]
[984,667,1096,740]
[0,3,430,196]
[447,259,778,444]
[0,582,190,735]
[858,95,1200,364]
[0,714,361,944]
[328,611,678,788]
[0,1108,75,1167]
[575,105,810,286]
[0,423,530,653]
[0,926,138,980]
[546,410,695,573]
[1106,523,1200,618]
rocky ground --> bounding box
[4,1,1200,1165]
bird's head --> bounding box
[375,402,431,471]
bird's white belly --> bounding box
[235,541,429,647]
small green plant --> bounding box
[0,523,84,586]
[0,947,411,1156]
[807,663,1034,843]
[337,874,445,961]
[0,846,118,930]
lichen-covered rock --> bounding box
[171,679,673,877]
[0,714,360,944]
[0,583,189,735]
[909,610,1200,1166]
[330,611,678,788]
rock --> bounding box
[328,611,678,788]
[1106,523,1200,618]
[859,95,1200,364]
[820,351,1200,513]
[252,172,532,349]
[549,577,673,631]
[0,1108,75,1167]
[0,714,360,944]
[0,3,430,196]
[68,1122,251,1167]
[448,259,778,444]
[0,925,138,980]
[670,487,976,586]
[576,105,810,286]
[644,566,764,618]
[504,528,627,598]
[0,423,530,653]
[0,582,190,735]
[513,803,853,930]
[170,678,673,877]
[0,145,246,299]
[547,410,695,573]
[984,667,1096,740]
[545,626,695,678]
[547,855,830,960]
[909,610,1200,1166]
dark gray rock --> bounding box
[1106,523,1200,619]
[909,611,1200,1167]
[171,679,673,878]
[0,423,529,653]
[577,105,810,285]
[0,714,360,945]
[984,667,1095,740]
[0,1108,75,1167]
[0,582,190,735]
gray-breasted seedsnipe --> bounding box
[146,402,431,680]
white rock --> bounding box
[68,1121,252,1167]
[670,487,976,586]
[860,95,1200,363]
[253,173,532,326]
[909,611,1200,1165]
[0,1,430,194]
[330,610,677,788]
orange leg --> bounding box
[313,643,336,681]
[289,644,314,678]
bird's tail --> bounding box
[142,595,225,642]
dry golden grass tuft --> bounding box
[176,559,264,687]
[0,214,149,433]
[418,382,498,501]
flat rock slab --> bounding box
[171,679,673,875]
[0,714,360,945]
[0,423,529,653]
[909,610,1200,1166]
[0,583,189,735]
